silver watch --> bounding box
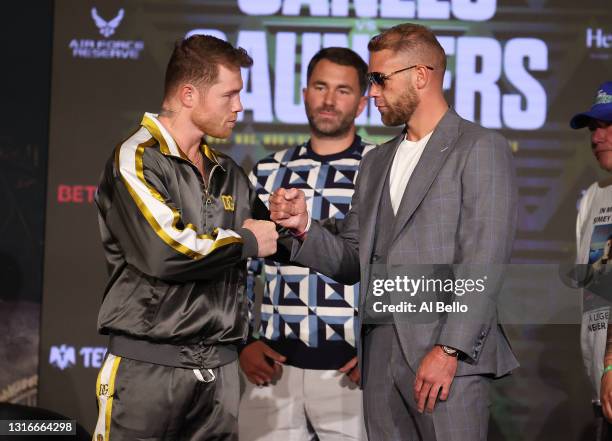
[440,345,459,357]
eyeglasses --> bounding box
[366,65,434,88]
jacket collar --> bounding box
[140,112,224,171]
[389,107,461,243]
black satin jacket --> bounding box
[95,113,291,366]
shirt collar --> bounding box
[303,135,362,162]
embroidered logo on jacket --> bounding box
[99,383,110,397]
[221,195,235,211]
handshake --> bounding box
[242,188,309,257]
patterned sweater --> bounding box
[247,135,375,369]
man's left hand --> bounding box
[339,356,360,385]
[414,346,458,413]
[601,367,612,421]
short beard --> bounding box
[305,103,356,138]
[381,85,419,127]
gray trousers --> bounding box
[93,353,239,441]
[362,326,491,441]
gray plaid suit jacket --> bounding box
[292,108,519,379]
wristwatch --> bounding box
[440,345,459,357]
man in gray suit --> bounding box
[269,23,518,441]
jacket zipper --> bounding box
[204,165,219,228]
[177,156,220,229]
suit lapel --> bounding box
[359,133,404,288]
[390,109,461,244]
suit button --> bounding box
[372,254,380,262]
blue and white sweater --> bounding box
[247,136,375,369]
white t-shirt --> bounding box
[389,132,433,214]
[577,178,612,402]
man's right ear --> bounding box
[179,84,196,108]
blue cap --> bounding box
[570,81,612,129]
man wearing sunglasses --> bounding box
[269,23,518,441]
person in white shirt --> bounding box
[573,81,612,440]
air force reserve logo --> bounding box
[49,345,76,370]
[91,8,125,38]
[68,6,144,60]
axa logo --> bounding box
[49,345,108,369]
[91,8,124,38]
[49,345,76,370]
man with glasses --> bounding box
[269,23,518,441]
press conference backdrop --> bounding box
[40,0,612,437]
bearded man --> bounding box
[93,35,288,441]
[239,47,372,441]
[269,24,519,441]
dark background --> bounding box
[0,0,52,406]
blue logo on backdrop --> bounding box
[68,6,144,60]
[49,345,76,370]
[91,8,125,38]
[49,345,107,369]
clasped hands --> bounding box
[242,188,308,258]
[268,188,309,235]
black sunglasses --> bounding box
[366,65,434,87]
